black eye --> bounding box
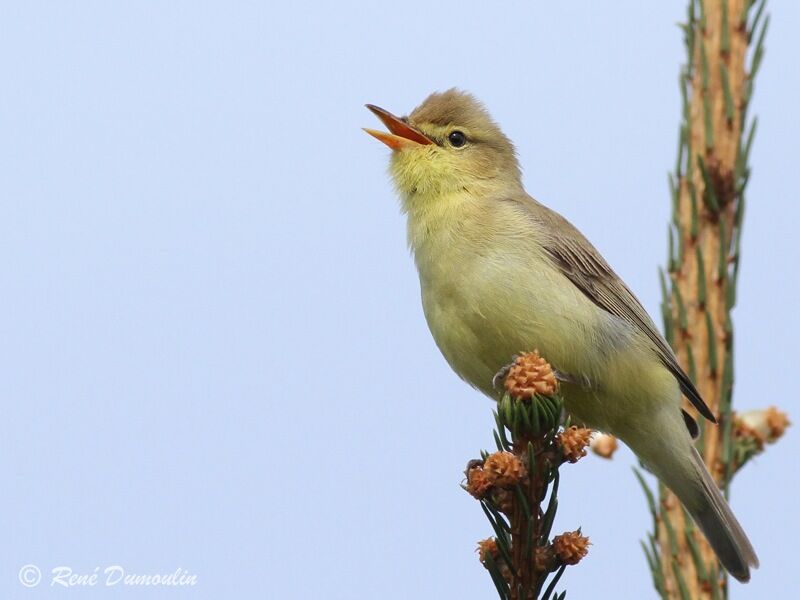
[448,130,467,147]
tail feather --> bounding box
[685,447,759,582]
[630,423,758,583]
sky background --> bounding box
[2,1,798,598]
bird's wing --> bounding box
[527,199,716,423]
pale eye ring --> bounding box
[448,130,467,148]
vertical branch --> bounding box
[640,1,780,598]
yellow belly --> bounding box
[409,191,676,434]
[421,245,607,390]
[418,244,672,434]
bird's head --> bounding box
[364,89,521,205]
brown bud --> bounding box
[589,433,618,459]
[533,544,556,573]
[558,426,593,463]
[553,530,590,565]
[504,351,558,399]
[736,407,790,445]
[491,488,514,515]
[466,467,494,499]
[733,416,765,450]
[765,407,790,442]
[483,451,527,487]
[477,538,499,564]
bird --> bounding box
[364,89,758,582]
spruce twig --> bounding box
[467,352,590,600]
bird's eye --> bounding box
[448,130,467,148]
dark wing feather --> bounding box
[529,200,716,423]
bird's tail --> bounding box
[682,446,758,582]
[644,441,759,582]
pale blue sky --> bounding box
[2,1,798,598]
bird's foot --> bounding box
[464,458,484,478]
[553,369,575,384]
[492,355,521,391]
[554,369,594,389]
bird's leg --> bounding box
[463,458,484,478]
[554,369,594,390]
[493,359,594,393]
[553,369,577,384]
[491,355,521,391]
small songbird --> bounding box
[364,89,758,582]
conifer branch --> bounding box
[466,352,591,600]
[637,2,789,597]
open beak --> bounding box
[363,104,434,150]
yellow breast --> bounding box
[409,192,619,398]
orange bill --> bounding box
[363,104,434,150]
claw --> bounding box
[492,355,521,391]
[554,369,594,389]
[464,458,484,478]
[553,369,574,383]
